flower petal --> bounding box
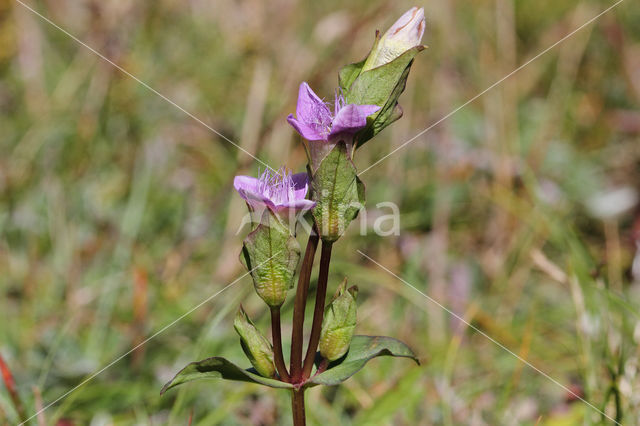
[364,7,425,70]
[234,175,274,209]
[291,172,310,198]
[287,82,333,140]
[242,190,274,209]
[330,104,381,136]
[386,7,425,46]
[287,114,326,141]
[233,175,259,198]
[295,82,332,125]
[280,198,316,211]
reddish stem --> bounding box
[270,307,290,382]
[302,241,333,378]
[290,231,319,383]
[291,388,306,426]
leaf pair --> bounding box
[161,335,419,394]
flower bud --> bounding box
[363,7,425,71]
[234,306,276,378]
[240,209,301,306]
[319,280,358,361]
[311,142,365,243]
[337,8,426,148]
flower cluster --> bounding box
[163,7,426,426]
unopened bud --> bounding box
[363,7,425,71]
[240,210,301,307]
[234,306,276,378]
[319,279,358,361]
[311,142,365,243]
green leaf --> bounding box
[240,210,300,306]
[160,336,418,394]
[307,335,419,387]
[344,46,424,148]
[337,32,380,92]
[338,58,366,92]
[160,357,294,395]
[311,142,365,242]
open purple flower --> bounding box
[287,82,380,142]
[234,168,315,214]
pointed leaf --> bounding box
[344,46,424,148]
[338,32,380,92]
[161,356,294,395]
[307,335,419,387]
[338,58,366,92]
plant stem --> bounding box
[291,388,306,426]
[290,231,319,383]
[270,306,290,382]
[301,241,333,378]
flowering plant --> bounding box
[162,7,426,424]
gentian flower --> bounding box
[363,6,425,71]
[287,82,380,142]
[287,82,380,166]
[234,168,315,215]
[235,169,305,306]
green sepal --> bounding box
[319,279,358,361]
[337,31,380,92]
[342,45,425,148]
[338,58,367,93]
[233,305,276,378]
[311,142,365,242]
[307,335,419,388]
[240,209,301,307]
[160,356,294,395]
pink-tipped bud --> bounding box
[363,7,425,71]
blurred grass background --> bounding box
[1,0,640,424]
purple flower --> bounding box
[234,168,315,213]
[287,82,380,142]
